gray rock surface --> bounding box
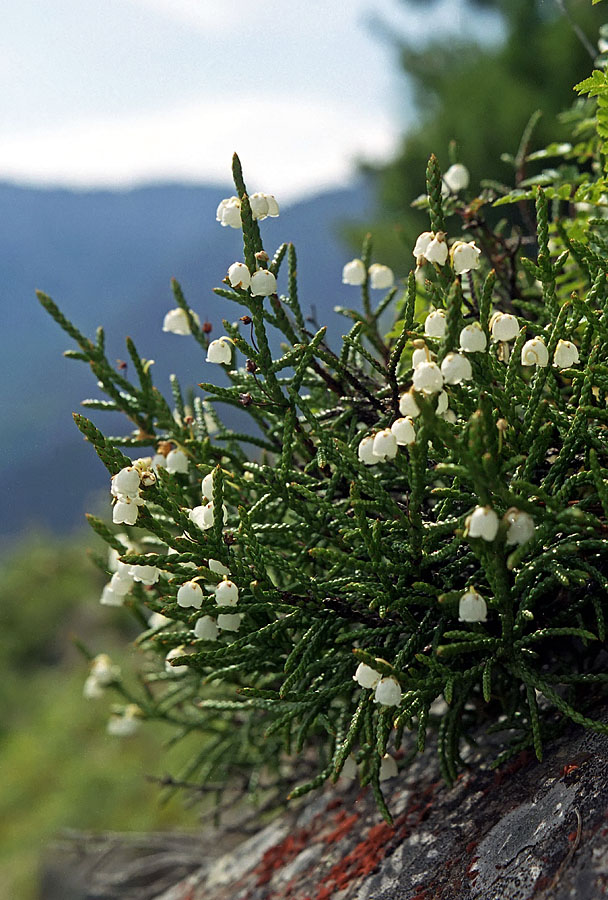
[43,715,608,900]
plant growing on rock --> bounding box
[40,53,608,822]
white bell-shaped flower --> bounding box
[250,269,277,297]
[425,233,449,266]
[217,613,243,632]
[504,508,535,546]
[209,558,231,576]
[391,417,416,446]
[112,497,141,526]
[109,572,132,597]
[442,163,470,195]
[451,240,481,275]
[216,196,242,228]
[458,587,488,623]
[162,307,200,336]
[165,647,189,676]
[413,231,433,261]
[112,466,141,498]
[441,352,472,385]
[368,263,394,290]
[412,345,433,368]
[152,453,167,471]
[249,192,269,220]
[166,448,189,474]
[194,615,219,641]
[358,435,380,466]
[264,194,279,217]
[206,337,233,365]
[466,506,499,541]
[442,408,457,424]
[459,321,487,353]
[379,753,399,781]
[374,676,402,707]
[91,653,118,685]
[372,429,398,461]
[129,563,160,585]
[399,390,420,418]
[413,360,444,394]
[342,258,367,285]
[553,339,579,369]
[490,312,520,343]
[84,675,105,699]
[100,583,124,606]
[201,472,214,501]
[436,390,449,414]
[228,262,251,290]
[353,662,381,689]
[177,580,204,609]
[107,705,142,736]
[215,579,239,607]
[521,337,549,367]
[424,310,447,338]
[189,501,226,531]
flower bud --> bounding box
[451,240,481,275]
[521,337,549,367]
[441,352,472,385]
[391,417,416,446]
[413,360,444,394]
[177,580,204,609]
[459,321,487,353]
[424,310,447,338]
[342,258,366,285]
[458,587,487,623]
[553,339,579,369]
[372,429,398,461]
[227,262,251,290]
[206,337,232,365]
[368,263,394,290]
[374,676,402,707]
[466,506,499,542]
[353,662,381,689]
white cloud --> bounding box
[0,95,398,200]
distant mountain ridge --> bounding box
[1,179,374,536]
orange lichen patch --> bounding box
[323,811,360,844]
[253,827,314,887]
[314,817,403,899]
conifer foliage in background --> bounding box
[40,36,608,822]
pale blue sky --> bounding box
[0,0,500,199]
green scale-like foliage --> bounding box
[40,82,608,821]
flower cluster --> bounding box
[216,192,279,228]
[342,259,394,289]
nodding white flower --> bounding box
[112,496,142,526]
[165,647,189,675]
[130,563,160,585]
[451,240,481,275]
[250,269,277,297]
[424,309,447,338]
[441,352,472,385]
[442,163,470,196]
[194,615,219,641]
[83,675,105,699]
[166,448,189,474]
[413,231,433,261]
[424,232,449,266]
[217,613,243,632]
[148,612,171,629]
[109,571,133,597]
[458,587,487,623]
[490,312,520,343]
[107,704,142,737]
[215,579,239,607]
[353,662,381,689]
[412,344,433,368]
[162,307,200,336]
[152,453,167,472]
[249,192,269,220]
[342,258,367,285]
[372,429,398,461]
[391,417,416,446]
[553,339,580,369]
[209,558,230,576]
[436,390,449,415]
[206,336,233,364]
[91,654,118,685]
[201,472,215,501]
[368,263,394,290]
[358,435,380,466]
[112,466,141,498]
[413,360,444,394]
[521,337,549,367]
[441,408,457,424]
[374,676,402,707]
[379,753,399,782]
[504,508,535,546]
[466,506,499,542]
[227,262,251,290]
[216,196,242,228]
[399,390,420,418]
[100,583,125,606]
[189,501,226,531]
[263,194,280,217]
[177,580,204,609]
[460,321,487,353]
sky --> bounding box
[0,0,501,200]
